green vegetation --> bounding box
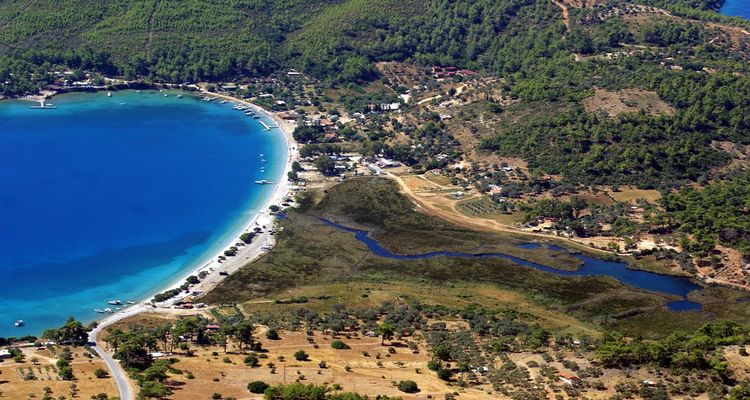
[330,340,350,350]
[598,321,749,379]
[247,380,269,394]
[661,172,750,256]
[396,380,418,393]
[204,177,750,337]
[42,317,89,346]
[262,383,396,400]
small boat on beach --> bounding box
[14,320,24,327]
[104,308,113,313]
[126,301,136,304]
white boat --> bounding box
[126,301,136,304]
[163,93,168,97]
[254,180,273,185]
[14,320,24,327]
[220,100,228,104]
[107,92,112,97]
[104,308,113,313]
[177,94,183,98]
[94,309,105,313]
[107,299,122,305]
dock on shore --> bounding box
[259,120,278,131]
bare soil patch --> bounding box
[584,88,674,118]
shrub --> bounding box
[437,368,452,381]
[244,354,259,367]
[58,365,74,380]
[293,350,309,361]
[247,380,269,394]
[266,329,280,340]
[427,359,441,371]
[93,368,108,378]
[331,340,350,350]
[398,380,419,393]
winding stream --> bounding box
[322,219,702,311]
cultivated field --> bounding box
[0,345,118,399]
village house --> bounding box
[560,373,582,387]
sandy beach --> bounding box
[90,90,299,334]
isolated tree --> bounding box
[233,321,254,352]
[375,323,395,345]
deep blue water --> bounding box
[0,91,286,337]
[720,0,750,19]
[321,219,703,311]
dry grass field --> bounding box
[0,346,117,399]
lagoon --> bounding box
[0,91,285,337]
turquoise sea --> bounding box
[0,91,286,337]
[720,0,750,19]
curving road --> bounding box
[89,321,135,400]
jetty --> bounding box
[30,99,57,109]
[259,121,278,131]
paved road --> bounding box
[89,326,134,400]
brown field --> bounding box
[605,186,661,203]
[0,346,118,399]
[584,88,674,118]
[164,330,481,400]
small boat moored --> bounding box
[14,320,24,327]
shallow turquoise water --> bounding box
[720,0,750,19]
[0,91,286,337]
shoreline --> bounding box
[83,89,299,335]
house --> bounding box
[287,69,302,77]
[489,185,503,196]
[368,164,384,175]
[377,158,400,168]
[0,349,11,359]
[319,119,335,128]
[380,103,401,111]
[206,324,221,332]
[560,374,582,386]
